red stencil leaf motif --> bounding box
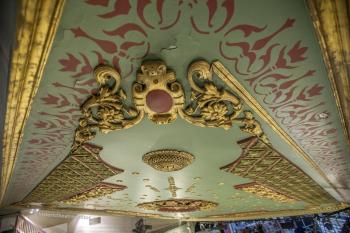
[137,0,182,29]
[103,23,148,38]
[288,41,308,63]
[190,0,234,34]
[98,0,131,18]
[71,27,118,54]
[85,0,109,7]
[59,53,81,72]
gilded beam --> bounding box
[1,0,66,205]
[307,0,350,147]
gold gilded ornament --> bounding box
[63,183,126,205]
[145,185,160,193]
[233,110,269,144]
[137,199,218,212]
[1,0,66,204]
[221,137,336,205]
[235,182,295,203]
[142,150,195,172]
[22,144,124,204]
[74,65,143,147]
[133,60,185,124]
[185,183,198,193]
[179,60,243,130]
[166,177,181,198]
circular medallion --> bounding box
[146,89,173,113]
[142,150,195,172]
[137,199,218,212]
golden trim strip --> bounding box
[212,61,344,200]
[306,0,350,147]
[1,0,66,204]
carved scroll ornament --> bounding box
[73,60,268,147]
[133,60,185,124]
[74,65,143,147]
[179,61,243,130]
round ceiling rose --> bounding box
[145,89,173,113]
[142,150,195,172]
[137,199,218,212]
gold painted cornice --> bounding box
[1,0,66,204]
[14,202,349,221]
[307,0,350,146]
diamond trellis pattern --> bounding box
[22,144,124,204]
[221,137,336,205]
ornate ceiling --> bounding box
[2,0,350,220]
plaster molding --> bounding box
[307,0,350,148]
[1,0,66,205]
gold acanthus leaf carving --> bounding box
[179,60,243,130]
[233,110,269,144]
[73,61,268,146]
[74,65,143,147]
[133,60,185,124]
[179,60,269,142]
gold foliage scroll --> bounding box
[180,60,269,142]
[74,61,268,145]
[180,61,242,130]
[22,144,123,204]
[221,137,336,205]
[74,65,143,147]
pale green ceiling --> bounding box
[5,0,350,217]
